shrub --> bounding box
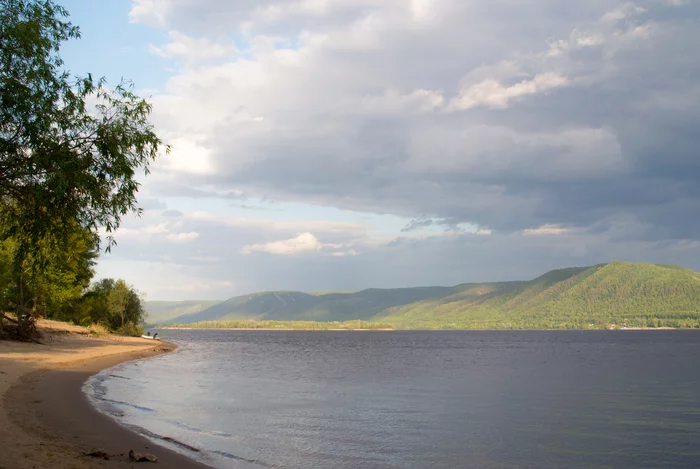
[117,323,144,337]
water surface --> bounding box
[85,330,700,468]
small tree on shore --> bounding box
[108,279,129,329]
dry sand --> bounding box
[0,320,211,469]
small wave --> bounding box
[125,424,202,453]
[108,374,131,380]
[124,424,274,468]
[212,450,275,468]
[98,398,155,413]
[167,420,238,440]
[93,402,125,418]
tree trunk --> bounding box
[17,276,25,338]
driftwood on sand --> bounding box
[129,449,159,463]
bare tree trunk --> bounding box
[17,275,25,338]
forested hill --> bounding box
[144,301,222,324]
[165,286,458,324]
[165,262,700,329]
[376,262,700,329]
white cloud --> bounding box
[167,232,200,243]
[154,135,214,175]
[149,31,237,63]
[241,232,360,256]
[523,224,571,236]
[600,3,646,23]
[448,73,569,111]
[331,249,359,257]
[242,232,326,255]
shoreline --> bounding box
[161,326,681,332]
[161,327,395,331]
[0,321,212,469]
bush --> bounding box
[117,323,144,337]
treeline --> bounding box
[167,320,394,331]
[389,317,700,330]
[0,223,146,336]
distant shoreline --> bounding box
[159,327,396,331]
[158,326,684,332]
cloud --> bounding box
[242,232,324,255]
[448,73,570,111]
[167,232,200,243]
[401,218,437,232]
[149,31,237,64]
[241,232,355,256]
[104,0,700,297]
[99,203,700,300]
[128,0,700,240]
[161,209,184,217]
[523,224,571,236]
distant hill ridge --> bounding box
[157,262,700,329]
[144,300,221,324]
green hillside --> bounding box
[166,262,700,329]
[376,262,700,329]
[168,287,455,323]
[145,300,222,324]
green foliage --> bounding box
[0,0,165,246]
[0,0,162,336]
[376,262,700,329]
[79,278,145,331]
[0,218,98,318]
[117,322,144,337]
[108,279,130,328]
[168,262,700,330]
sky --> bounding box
[56,0,700,301]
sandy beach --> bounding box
[0,320,211,469]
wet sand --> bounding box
[0,320,212,469]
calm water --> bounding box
[85,331,700,469]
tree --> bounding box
[78,278,144,334]
[0,0,166,336]
[108,279,129,329]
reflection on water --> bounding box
[85,331,700,469]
